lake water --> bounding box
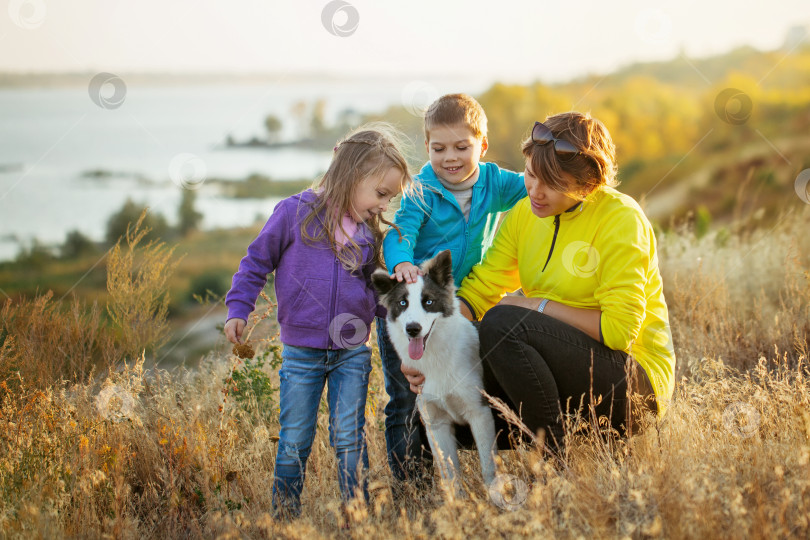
[0,77,487,261]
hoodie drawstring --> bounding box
[542,214,561,272]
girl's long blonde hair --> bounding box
[301,122,415,272]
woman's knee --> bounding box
[479,305,525,348]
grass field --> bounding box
[1,206,809,538]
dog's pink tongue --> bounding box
[408,336,425,360]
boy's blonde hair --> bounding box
[302,122,414,272]
[521,111,618,201]
[424,93,488,141]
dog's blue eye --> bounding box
[399,300,408,307]
[424,299,433,306]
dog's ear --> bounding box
[424,249,453,288]
[371,270,396,296]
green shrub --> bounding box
[224,345,282,420]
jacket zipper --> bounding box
[542,214,561,272]
[459,183,480,277]
[441,182,471,280]
[327,256,339,349]
[459,215,468,280]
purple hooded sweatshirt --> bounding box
[226,190,383,350]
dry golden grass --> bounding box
[661,207,810,373]
[0,291,116,391]
[0,212,177,392]
[106,211,180,361]
[1,207,809,539]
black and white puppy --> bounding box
[372,250,497,490]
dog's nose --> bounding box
[405,323,422,337]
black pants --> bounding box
[456,304,656,451]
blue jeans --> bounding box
[272,343,371,517]
[375,317,432,483]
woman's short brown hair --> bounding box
[521,112,618,199]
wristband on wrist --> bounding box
[537,298,550,314]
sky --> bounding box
[0,0,809,83]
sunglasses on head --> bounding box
[531,121,580,161]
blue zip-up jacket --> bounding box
[383,161,526,286]
[226,189,381,349]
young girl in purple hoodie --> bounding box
[224,124,414,517]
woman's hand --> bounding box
[400,363,425,394]
[496,295,542,310]
[224,318,246,345]
[496,296,604,343]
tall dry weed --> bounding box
[106,210,180,361]
[660,206,810,374]
[0,292,116,392]
[0,209,179,393]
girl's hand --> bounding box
[392,262,422,284]
[224,318,246,345]
[401,363,425,394]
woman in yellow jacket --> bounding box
[404,112,676,449]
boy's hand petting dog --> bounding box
[392,262,423,284]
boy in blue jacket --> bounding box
[378,93,526,486]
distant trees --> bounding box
[105,190,206,246]
[105,199,169,246]
[264,114,283,143]
[61,230,96,259]
[310,99,327,137]
[33,191,203,264]
[285,99,346,145]
[290,101,308,139]
[476,77,705,170]
[177,189,203,237]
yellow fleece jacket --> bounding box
[457,187,675,416]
